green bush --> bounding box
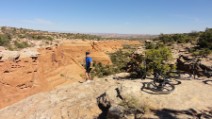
[145,42,156,49]
[110,50,131,71]
[188,31,201,37]
[159,34,175,44]
[192,48,211,57]
[92,46,173,77]
[46,36,54,41]
[118,96,151,115]
[91,50,131,78]
[157,33,197,45]
[28,34,54,41]
[65,33,101,40]
[1,27,7,33]
[145,47,173,74]
[18,34,26,39]
[14,41,30,49]
[119,96,140,112]
[145,42,165,49]
[0,34,11,46]
[91,62,115,78]
[198,28,212,49]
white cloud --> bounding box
[22,18,54,25]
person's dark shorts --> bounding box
[86,67,92,73]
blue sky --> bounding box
[0,0,211,34]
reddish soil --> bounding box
[0,40,141,109]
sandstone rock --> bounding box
[98,81,146,119]
[113,73,130,80]
[24,50,40,58]
[0,52,3,61]
[23,50,40,62]
[0,82,105,119]
[0,76,212,119]
[0,51,20,61]
[0,40,140,110]
[107,105,125,118]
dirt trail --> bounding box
[0,40,141,109]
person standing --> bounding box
[85,52,93,82]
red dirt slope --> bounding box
[0,40,141,109]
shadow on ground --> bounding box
[152,108,212,119]
[203,80,212,85]
[97,93,111,119]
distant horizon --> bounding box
[1,25,208,36]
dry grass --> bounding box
[118,95,153,116]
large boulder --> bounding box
[22,50,40,62]
[23,50,40,58]
[97,81,153,119]
[107,105,125,118]
[1,51,20,61]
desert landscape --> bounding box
[0,28,141,108]
[0,27,211,119]
[0,1,212,118]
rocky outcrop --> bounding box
[23,50,40,62]
[0,77,212,119]
[0,52,3,61]
[0,51,20,62]
[0,40,141,109]
[0,49,40,61]
[23,50,40,58]
[97,81,153,119]
[0,78,151,119]
[0,80,112,119]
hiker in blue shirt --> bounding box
[85,52,93,81]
